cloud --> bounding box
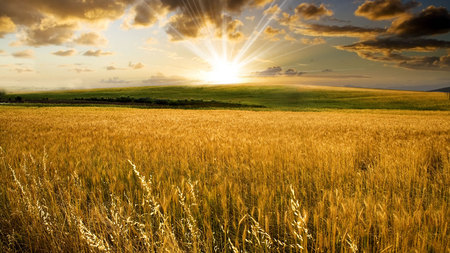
[142,73,188,85]
[264,26,285,41]
[355,0,420,20]
[276,3,333,28]
[295,3,333,20]
[254,66,304,77]
[337,37,450,71]
[335,5,450,71]
[301,37,326,45]
[101,77,130,84]
[0,0,133,25]
[284,68,302,76]
[164,0,274,41]
[254,66,282,76]
[22,22,78,46]
[218,18,244,41]
[132,0,164,27]
[106,65,122,71]
[296,24,385,38]
[388,6,450,37]
[338,38,450,53]
[277,12,300,27]
[0,63,34,73]
[12,49,34,58]
[0,16,16,38]
[129,62,145,69]
[58,64,94,73]
[83,49,113,57]
[355,51,450,71]
[264,5,281,16]
[52,49,77,56]
[74,32,107,46]
[0,0,274,42]
[0,0,135,45]
[73,68,93,73]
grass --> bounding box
[3,84,449,111]
[0,106,448,252]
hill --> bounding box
[430,87,450,92]
[2,84,449,111]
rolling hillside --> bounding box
[2,84,449,111]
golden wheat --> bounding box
[0,107,448,252]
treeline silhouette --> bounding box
[0,95,265,108]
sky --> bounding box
[0,0,449,92]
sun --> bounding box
[204,58,242,84]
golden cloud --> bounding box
[355,0,420,20]
[52,49,77,56]
[74,32,108,46]
[83,49,113,57]
[12,49,34,58]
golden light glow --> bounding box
[204,58,242,84]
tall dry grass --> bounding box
[0,107,448,252]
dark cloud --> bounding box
[254,66,282,76]
[297,24,385,38]
[355,0,420,20]
[336,4,450,71]
[284,68,302,76]
[397,54,450,70]
[295,3,333,20]
[388,6,450,37]
[12,49,34,58]
[338,37,450,71]
[74,32,107,46]
[132,0,164,27]
[52,49,77,56]
[354,50,450,70]
[338,38,450,52]
[83,50,113,57]
[254,66,303,77]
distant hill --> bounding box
[430,87,450,92]
[2,84,449,111]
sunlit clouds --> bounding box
[0,0,449,91]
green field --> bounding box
[2,84,449,111]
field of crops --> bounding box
[0,107,448,252]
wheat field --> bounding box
[0,107,448,252]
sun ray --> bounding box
[139,0,291,84]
